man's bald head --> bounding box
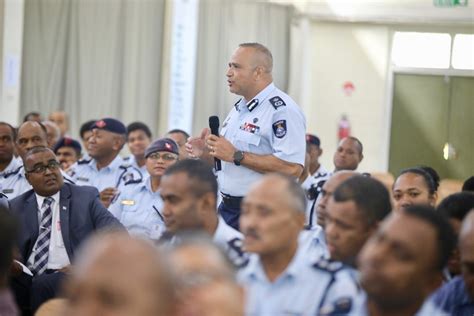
[316,170,358,227]
[239,42,273,74]
[66,232,177,316]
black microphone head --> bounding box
[209,116,220,129]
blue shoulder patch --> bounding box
[319,297,353,316]
[272,120,287,139]
[313,259,344,273]
[269,96,286,109]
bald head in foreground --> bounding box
[65,232,177,316]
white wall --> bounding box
[301,21,391,173]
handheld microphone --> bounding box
[209,116,222,171]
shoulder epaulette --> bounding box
[313,259,344,274]
[119,164,132,170]
[124,179,142,186]
[3,166,22,178]
[234,98,242,111]
[77,158,91,165]
[123,156,131,161]
[269,96,286,110]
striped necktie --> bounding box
[32,197,54,275]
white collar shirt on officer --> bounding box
[213,216,248,267]
[219,82,306,197]
[126,155,148,178]
[108,176,165,241]
[68,155,142,192]
[237,243,358,316]
[306,171,333,228]
[0,157,31,199]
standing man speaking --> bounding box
[187,43,306,230]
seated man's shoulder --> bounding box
[67,183,100,197]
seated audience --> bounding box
[392,166,440,212]
[64,232,177,316]
[437,192,474,280]
[238,173,358,315]
[48,111,69,137]
[168,234,244,316]
[42,121,61,150]
[53,137,82,171]
[346,205,455,315]
[109,138,179,241]
[125,122,152,175]
[432,210,474,315]
[9,147,123,313]
[166,129,190,160]
[159,159,247,267]
[0,206,19,316]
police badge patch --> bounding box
[272,120,287,138]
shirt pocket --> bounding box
[235,130,261,151]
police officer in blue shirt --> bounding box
[125,122,152,176]
[2,121,75,199]
[238,174,358,315]
[432,210,474,316]
[329,205,455,316]
[186,43,306,230]
[68,118,143,208]
[109,138,180,241]
[53,137,82,171]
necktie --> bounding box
[32,197,54,275]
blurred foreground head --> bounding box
[65,232,177,316]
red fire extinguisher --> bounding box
[338,114,350,141]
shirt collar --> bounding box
[244,243,306,282]
[34,191,60,214]
[239,82,275,112]
[91,155,124,171]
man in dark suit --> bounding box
[9,146,123,314]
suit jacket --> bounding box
[9,183,124,263]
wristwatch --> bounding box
[233,150,245,166]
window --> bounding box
[392,32,451,69]
[452,34,474,70]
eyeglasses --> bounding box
[147,152,178,161]
[26,160,61,174]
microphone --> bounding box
[209,116,222,171]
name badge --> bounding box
[2,189,13,194]
[121,200,135,206]
[77,177,89,182]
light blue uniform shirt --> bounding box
[299,226,329,263]
[68,155,143,192]
[238,244,358,316]
[108,176,165,241]
[219,82,306,196]
[123,155,148,177]
[335,292,448,316]
[0,157,30,199]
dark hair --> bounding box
[127,122,152,139]
[403,205,456,271]
[462,176,474,192]
[167,129,190,139]
[0,122,17,141]
[437,192,474,222]
[0,206,18,277]
[348,136,363,155]
[164,160,218,200]
[333,175,391,226]
[79,120,96,139]
[23,146,55,163]
[396,167,439,195]
[23,111,42,122]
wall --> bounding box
[302,21,390,173]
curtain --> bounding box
[192,0,294,134]
[20,0,165,138]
